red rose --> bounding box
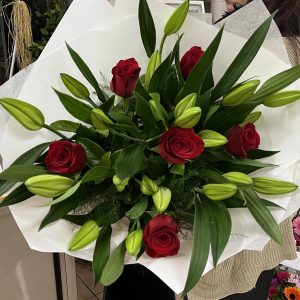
[110,58,141,98]
[180,46,205,80]
[276,271,290,283]
[45,141,87,174]
[143,214,180,258]
[226,123,260,159]
[268,286,278,299]
[159,127,204,164]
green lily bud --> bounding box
[149,94,168,124]
[252,177,298,195]
[164,0,189,36]
[113,175,130,192]
[68,220,99,251]
[61,73,90,100]
[0,98,45,131]
[140,175,159,196]
[222,80,260,106]
[145,51,161,88]
[223,172,253,186]
[174,93,197,119]
[199,130,228,148]
[203,183,237,201]
[241,111,262,126]
[25,174,75,198]
[174,107,201,128]
[263,91,300,108]
[125,229,143,257]
[91,109,113,130]
[152,187,171,213]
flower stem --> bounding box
[43,124,68,139]
[159,34,167,56]
[87,97,98,108]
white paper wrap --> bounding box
[0,0,300,294]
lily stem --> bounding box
[43,124,68,139]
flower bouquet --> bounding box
[0,0,300,296]
[293,210,300,251]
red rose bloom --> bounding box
[180,46,205,80]
[226,123,260,159]
[159,127,204,164]
[276,271,290,283]
[45,141,87,174]
[143,214,180,258]
[110,58,141,98]
[268,286,278,299]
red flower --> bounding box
[110,58,141,98]
[180,46,204,80]
[226,123,260,159]
[268,286,278,299]
[45,141,87,174]
[276,271,290,283]
[159,128,204,164]
[143,214,180,258]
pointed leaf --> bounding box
[126,197,148,219]
[51,120,80,132]
[0,184,34,207]
[0,165,47,182]
[76,137,105,159]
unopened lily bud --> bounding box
[0,98,45,131]
[241,111,262,125]
[199,130,228,148]
[25,174,75,198]
[149,97,168,123]
[61,73,90,100]
[174,107,201,128]
[164,0,189,36]
[223,172,253,186]
[222,80,260,106]
[252,177,298,195]
[203,183,237,201]
[145,51,161,88]
[125,229,143,257]
[140,175,159,196]
[91,109,113,130]
[263,91,300,108]
[113,175,130,192]
[152,187,171,213]
[68,220,99,251]
[174,93,197,119]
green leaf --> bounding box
[206,200,231,266]
[81,166,114,184]
[53,89,93,124]
[60,73,90,100]
[198,169,229,184]
[200,65,214,95]
[76,137,105,159]
[182,198,210,296]
[115,144,146,181]
[0,165,47,182]
[63,215,88,226]
[247,149,279,160]
[100,241,126,286]
[100,96,115,114]
[244,189,282,244]
[0,184,34,207]
[66,43,106,102]
[93,226,112,285]
[126,197,148,219]
[211,13,275,101]
[50,120,80,132]
[138,0,156,57]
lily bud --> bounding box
[263,91,300,108]
[113,175,130,192]
[252,177,298,195]
[241,111,262,125]
[222,80,260,106]
[174,107,201,128]
[174,93,197,119]
[61,73,90,100]
[203,183,237,201]
[164,0,189,36]
[68,220,99,251]
[25,174,75,198]
[152,187,171,213]
[199,130,228,148]
[145,51,161,88]
[149,94,168,124]
[125,229,143,257]
[140,175,159,196]
[223,172,253,186]
[91,109,113,130]
[0,98,45,131]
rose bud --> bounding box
[143,214,180,258]
[174,107,201,128]
[263,91,300,107]
[199,130,228,148]
[125,229,143,257]
[203,183,237,201]
[140,175,159,196]
[222,80,260,106]
[0,98,45,131]
[46,141,87,174]
[222,172,253,186]
[60,73,90,100]
[276,271,290,283]
[252,178,298,195]
[91,108,113,130]
[113,175,130,192]
[25,174,75,198]
[174,93,197,119]
[241,111,262,126]
[152,187,172,213]
[180,46,205,80]
[110,58,141,98]
[68,220,99,251]
[145,51,161,88]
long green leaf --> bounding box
[0,165,47,182]
[81,166,114,184]
[76,137,105,159]
[126,197,148,219]
[51,120,80,132]
[0,184,34,207]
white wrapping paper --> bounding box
[0,0,300,294]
